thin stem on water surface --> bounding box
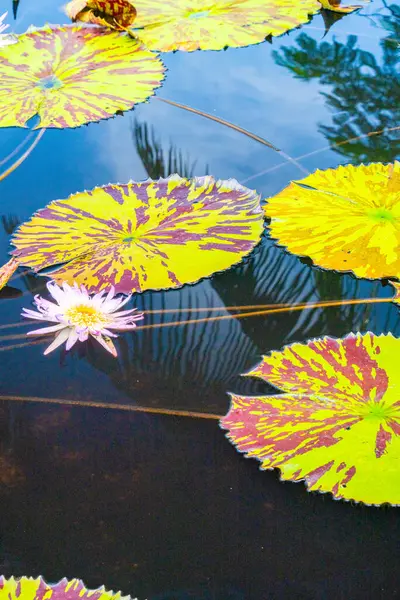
[156,97,279,151]
[0,297,394,345]
[157,97,309,176]
[0,131,36,168]
[0,339,45,352]
[8,269,32,283]
[242,126,400,184]
[0,303,296,332]
[0,128,46,182]
[131,297,394,332]
[0,395,222,420]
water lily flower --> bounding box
[0,12,18,47]
[22,281,144,357]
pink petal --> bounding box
[21,308,50,321]
[65,329,79,351]
[91,334,118,357]
[103,294,132,313]
[98,328,117,337]
[105,286,116,302]
[46,281,65,305]
[78,329,89,342]
[27,323,67,336]
[43,328,70,355]
[111,308,144,319]
[107,323,138,331]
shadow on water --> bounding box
[0,1,400,599]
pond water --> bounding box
[0,1,399,598]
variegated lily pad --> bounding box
[11,175,264,294]
[0,25,164,128]
[265,162,400,280]
[132,0,320,52]
[0,577,137,600]
[221,332,400,505]
[132,0,365,52]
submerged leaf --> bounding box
[0,577,137,600]
[132,0,325,52]
[221,332,400,505]
[11,176,264,294]
[65,0,137,30]
[0,25,164,129]
[265,162,400,280]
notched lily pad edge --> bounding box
[264,161,400,283]
[3,23,166,130]
[9,174,266,295]
[220,330,400,508]
[0,576,139,600]
[130,9,328,54]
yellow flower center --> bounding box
[65,304,107,328]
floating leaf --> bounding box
[65,0,137,30]
[11,176,264,294]
[265,162,400,280]
[319,0,365,13]
[0,25,164,129]
[0,256,19,290]
[0,577,137,600]
[132,0,328,52]
[221,332,400,505]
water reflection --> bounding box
[368,2,400,47]
[12,1,20,20]
[2,211,399,412]
[1,4,400,597]
[0,286,22,300]
[273,5,400,164]
[86,283,264,413]
[212,236,399,353]
[132,119,208,179]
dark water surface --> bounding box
[0,1,400,598]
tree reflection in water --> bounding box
[273,3,400,164]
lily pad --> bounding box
[0,577,137,600]
[265,162,400,280]
[65,0,137,30]
[0,24,164,128]
[11,175,264,294]
[132,0,325,52]
[221,332,400,505]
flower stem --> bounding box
[0,131,36,167]
[0,128,46,182]
[242,126,400,184]
[0,296,394,344]
[132,296,394,332]
[156,97,279,151]
[0,394,221,420]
